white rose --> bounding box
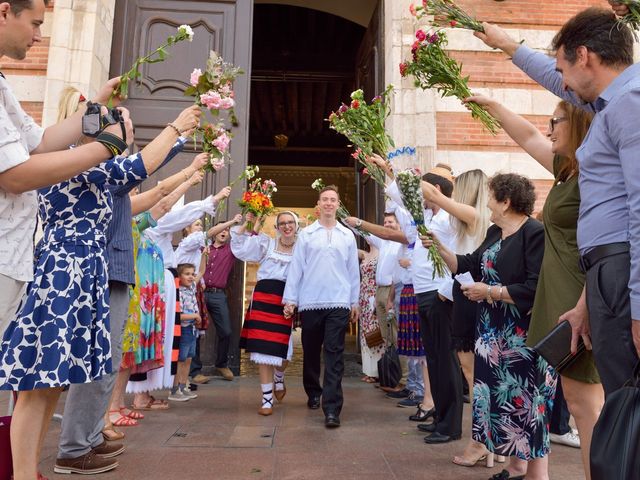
[178,24,195,42]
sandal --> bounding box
[364,376,378,384]
[409,405,435,422]
[132,396,169,411]
[120,407,144,420]
[102,425,125,441]
[109,409,138,427]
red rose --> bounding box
[351,99,360,109]
[422,0,428,7]
[450,20,458,27]
[399,62,409,77]
[415,29,426,42]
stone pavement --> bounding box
[2,376,586,480]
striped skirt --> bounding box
[397,284,425,357]
[240,279,293,362]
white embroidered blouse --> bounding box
[230,228,292,282]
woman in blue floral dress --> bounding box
[423,173,554,480]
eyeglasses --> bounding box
[549,117,567,133]
[277,221,296,228]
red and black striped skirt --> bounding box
[240,279,292,360]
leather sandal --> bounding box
[102,426,125,441]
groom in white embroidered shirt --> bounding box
[283,185,359,428]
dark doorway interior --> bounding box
[249,4,366,170]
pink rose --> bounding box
[211,158,225,171]
[220,82,233,96]
[409,4,417,16]
[200,90,222,109]
[190,68,202,87]
[415,29,426,42]
[212,132,231,153]
[219,97,235,110]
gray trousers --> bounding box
[57,281,129,458]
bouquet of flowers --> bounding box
[184,51,244,119]
[410,0,483,32]
[400,29,500,134]
[311,178,368,236]
[199,122,231,173]
[395,169,447,278]
[238,178,277,231]
[328,86,395,187]
[615,1,640,37]
[108,24,194,106]
[215,165,259,216]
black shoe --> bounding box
[423,432,461,444]
[490,469,525,480]
[307,396,321,409]
[409,406,435,422]
[417,422,437,433]
[385,388,411,399]
[463,393,470,404]
[325,413,340,428]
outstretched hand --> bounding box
[609,1,630,16]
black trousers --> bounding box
[301,307,350,416]
[204,291,232,368]
[550,379,571,435]
[416,290,463,437]
[586,251,638,396]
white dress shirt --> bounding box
[230,228,292,282]
[366,234,402,287]
[393,244,414,286]
[144,197,216,268]
[0,75,45,282]
[175,231,206,268]
[282,220,359,311]
[386,180,456,295]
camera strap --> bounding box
[96,131,128,157]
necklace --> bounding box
[278,238,294,249]
[502,215,528,239]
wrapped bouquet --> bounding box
[328,86,395,187]
[238,178,277,231]
[395,169,447,278]
[400,29,500,134]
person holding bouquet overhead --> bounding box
[231,211,299,415]
[283,185,360,428]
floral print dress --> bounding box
[472,239,557,460]
[359,255,383,377]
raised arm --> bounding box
[149,170,204,221]
[207,214,243,239]
[420,181,481,229]
[130,152,208,215]
[467,94,554,173]
[343,216,408,244]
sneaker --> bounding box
[550,430,580,448]
[168,389,190,402]
[181,386,198,399]
[191,374,212,384]
[397,392,423,408]
[54,451,118,475]
[385,388,411,399]
[92,441,125,458]
[217,367,234,381]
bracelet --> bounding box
[355,218,363,228]
[181,169,190,181]
[486,285,493,304]
[96,131,127,156]
[498,286,504,301]
[167,122,181,136]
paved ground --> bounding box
[2,375,585,480]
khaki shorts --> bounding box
[0,273,26,338]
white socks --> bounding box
[261,383,273,408]
[273,370,285,391]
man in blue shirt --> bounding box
[475,6,639,396]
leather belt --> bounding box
[579,242,629,273]
[205,287,225,293]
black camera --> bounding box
[81,101,102,137]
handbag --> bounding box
[376,311,401,388]
[590,360,640,480]
[0,415,12,480]
[532,320,585,373]
[364,326,384,348]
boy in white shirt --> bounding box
[283,185,359,428]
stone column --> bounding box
[42,0,116,127]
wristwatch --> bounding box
[355,218,362,228]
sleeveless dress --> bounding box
[0,154,147,390]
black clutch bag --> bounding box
[532,320,585,373]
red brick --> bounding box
[20,101,43,124]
